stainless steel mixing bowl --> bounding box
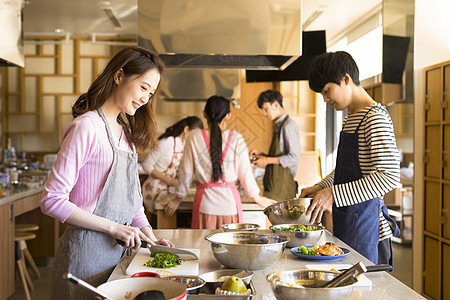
[264,198,313,225]
[221,223,260,232]
[205,232,289,270]
[269,224,324,247]
[163,275,206,295]
[199,269,253,285]
[266,269,358,300]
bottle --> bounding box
[3,138,12,163]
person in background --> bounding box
[165,95,276,229]
[250,90,301,201]
[141,116,204,216]
[301,51,400,265]
[40,46,173,300]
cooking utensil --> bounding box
[339,263,393,273]
[264,198,315,225]
[116,239,199,260]
[319,261,367,288]
[221,223,260,232]
[266,269,358,300]
[63,272,112,300]
[270,224,324,247]
[205,232,289,270]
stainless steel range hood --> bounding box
[138,0,302,70]
[138,0,302,101]
[0,0,24,67]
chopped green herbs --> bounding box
[144,253,182,269]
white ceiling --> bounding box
[23,0,382,44]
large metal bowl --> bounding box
[266,269,358,300]
[205,232,289,270]
[221,223,260,232]
[269,224,324,247]
[264,198,313,225]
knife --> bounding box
[116,239,199,260]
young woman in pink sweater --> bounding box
[41,46,173,299]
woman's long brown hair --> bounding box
[72,46,164,151]
[204,95,230,182]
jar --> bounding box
[0,174,10,189]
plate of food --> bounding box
[290,243,350,261]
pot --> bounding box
[266,269,357,300]
[96,277,187,300]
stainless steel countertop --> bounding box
[109,229,424,300]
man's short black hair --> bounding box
[257,89,283,108]
[308,51,360,93]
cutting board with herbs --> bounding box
[126,248,200,277]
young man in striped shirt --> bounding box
[301,51,400,265]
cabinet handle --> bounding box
[424,102,431,111]
[10,204,14,222]
[442,208,447,224]
[442,99,448,109]
[424,150,430,163]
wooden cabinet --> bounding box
[443,243,450,300]
[0,203,14,300]
[422,60,450,299]
[423,237,440,300]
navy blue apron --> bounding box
[332,106,400,264]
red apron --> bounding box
[191,129,243,229]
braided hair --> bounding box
[204,95,230,182]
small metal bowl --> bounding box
[266,269,358,300]
[205,232,289,270]
[264,198,313,225]
[199,269,254,285]
[163,275,206,295]
[270,224,324,247]
[221,223,260,232]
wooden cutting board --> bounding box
[126,248,200,277]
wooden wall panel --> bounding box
[228,78,274,154]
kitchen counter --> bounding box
[154,197,267,229]
[0,186,47,299]
[109,229,425,300]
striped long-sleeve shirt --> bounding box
[317,103,400,241]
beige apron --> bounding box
[50,108,142,299]
[142,137,183,214]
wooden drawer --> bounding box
[423,236,440,300]
[425,180,440,235]
[444,64,450,121]
[425,67,442,122]
[444,125,450,180]
[444,184,450,240]
[425,125,441,178]
[443,242,450,300]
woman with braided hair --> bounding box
[165,95,276,229]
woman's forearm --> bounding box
[151,169,175,185]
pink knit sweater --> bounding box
[40,111,150,229]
